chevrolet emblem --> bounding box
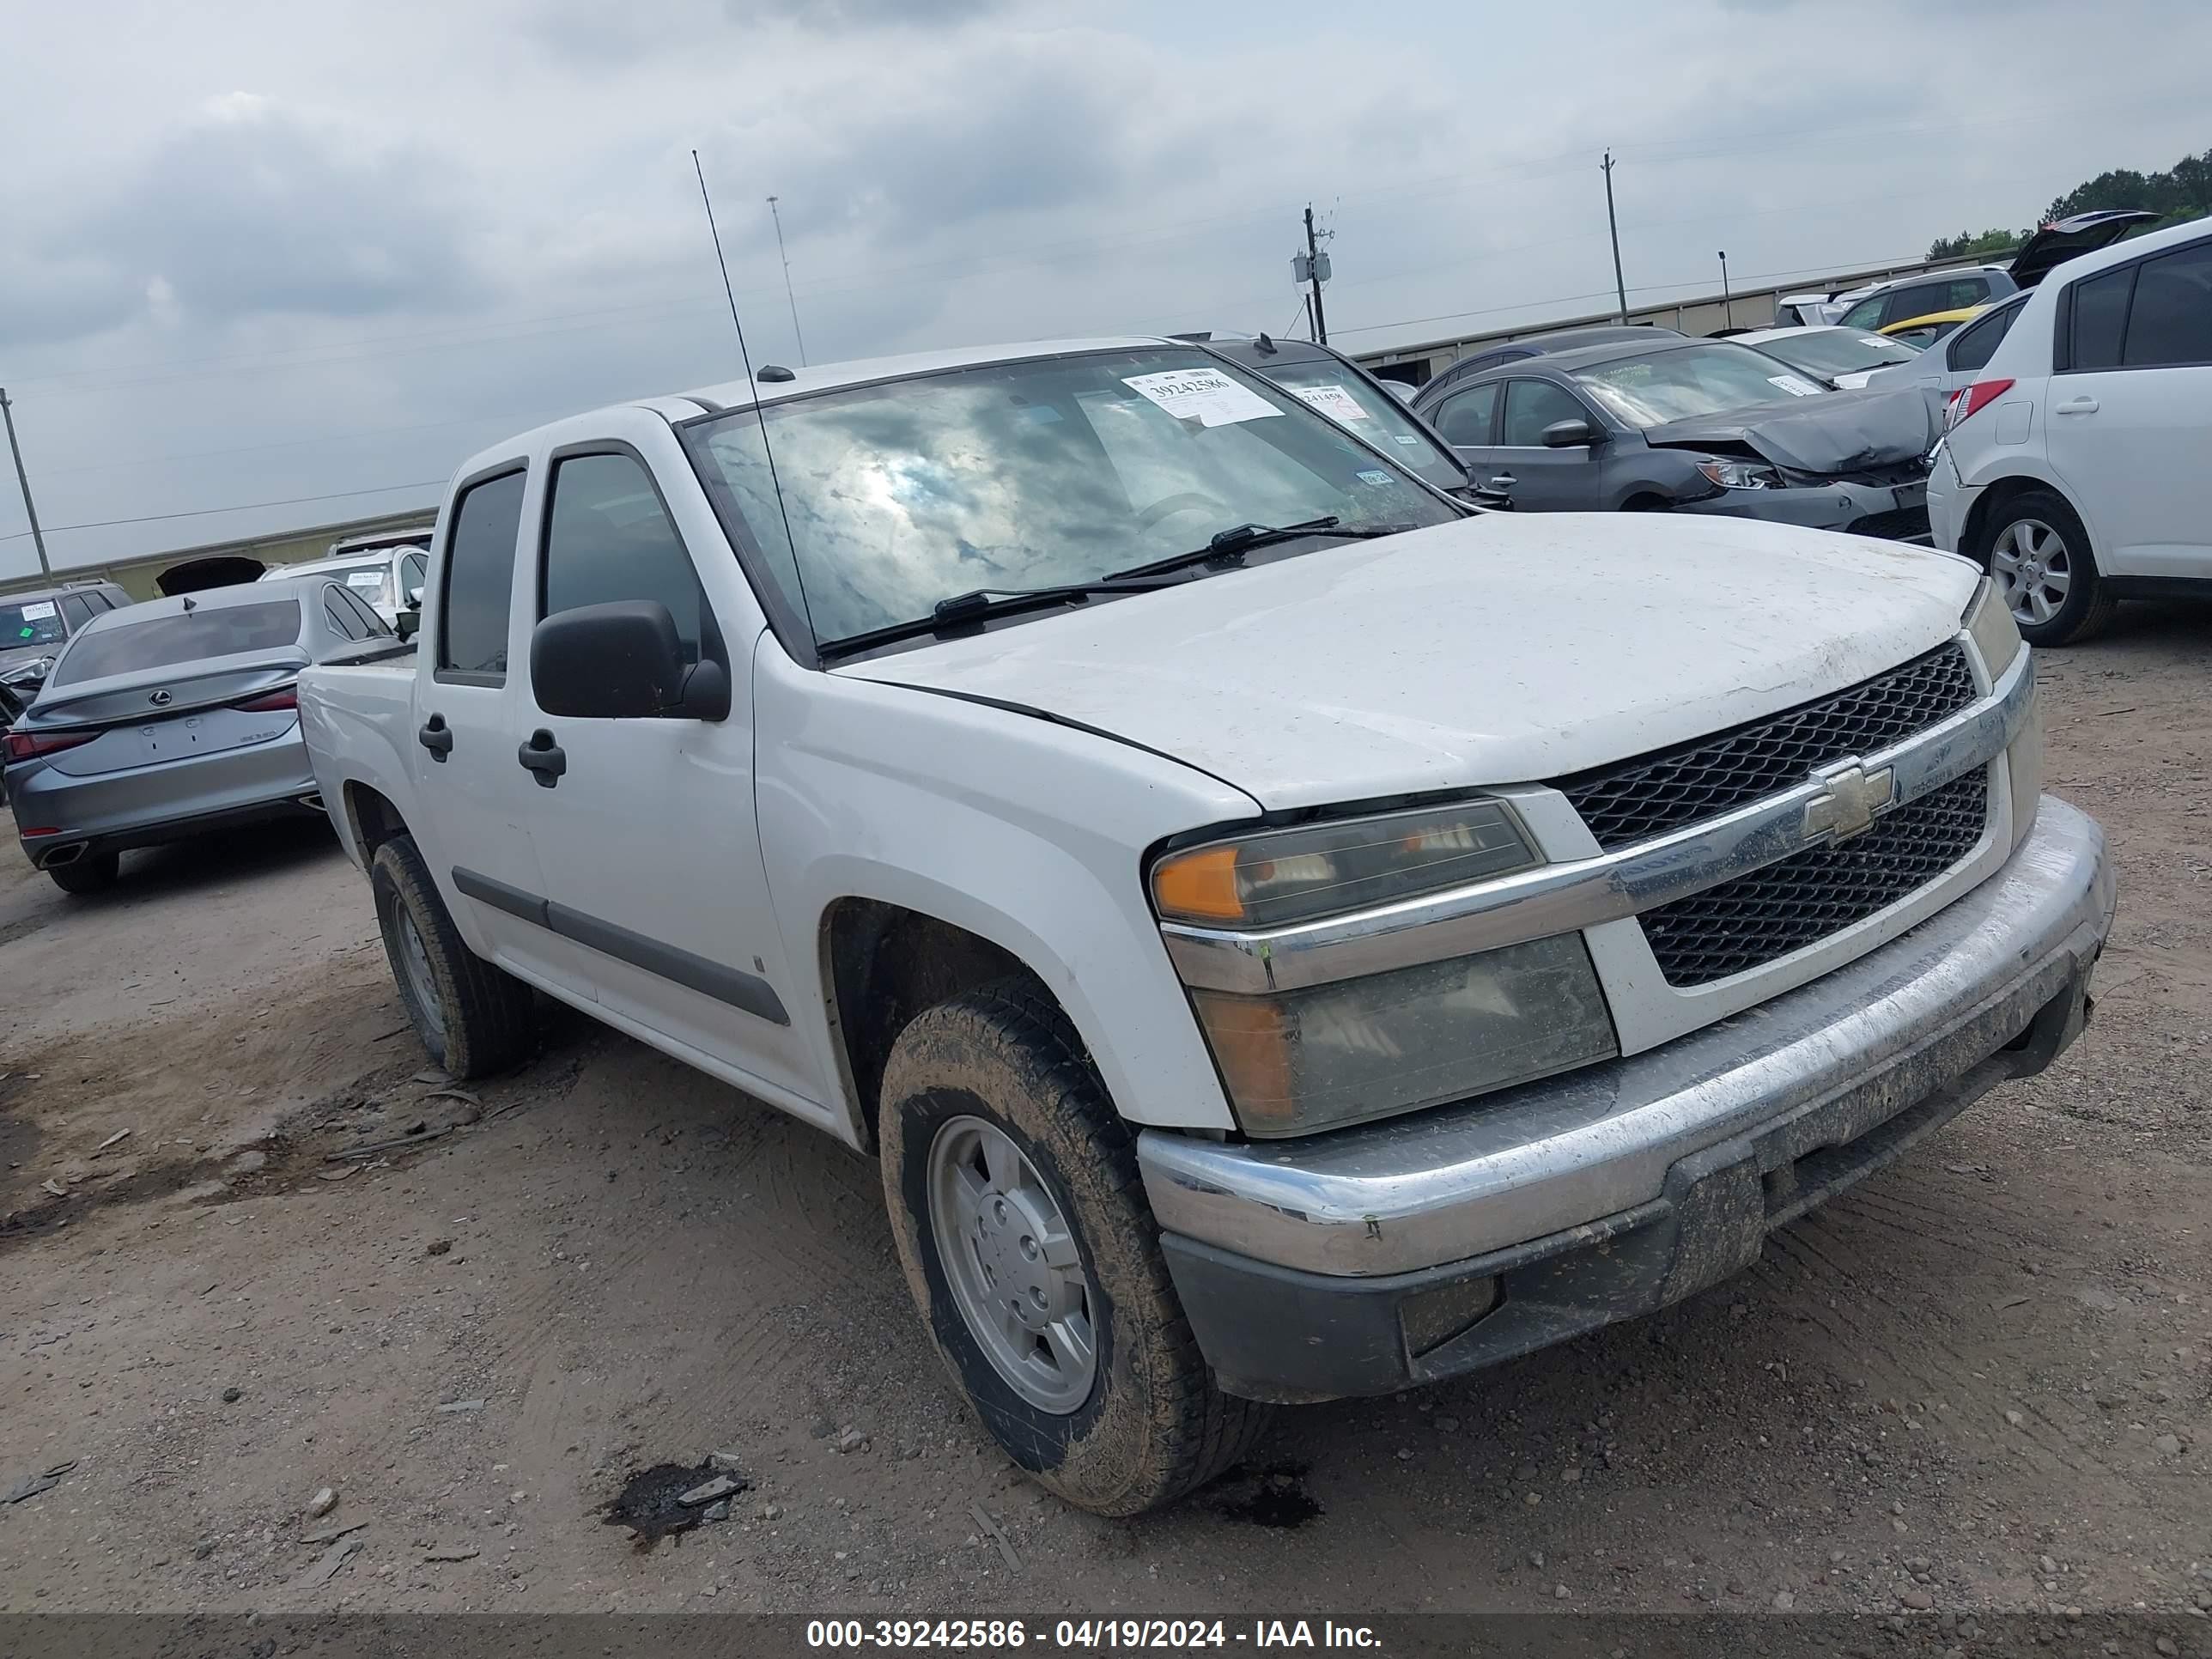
[1803,762,1895,843]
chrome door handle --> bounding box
[1488,474,1517,489]
[2057,397,2100,414]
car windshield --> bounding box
[684,346,1456,647]
[1571,343,1828,428]
[1755,330,1921,378]
[53,599,302,686]
[1,599,70,649]
[1259,358,1466,490]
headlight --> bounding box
[1962,576,2022,678]
[1187,935,1617,1137]
[1152,801,1538,928]
[1696,459,1781,490]
[1,658,52,685]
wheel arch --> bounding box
[340,780,412,866]
[818,895,1073,1152]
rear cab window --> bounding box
[438,469,527,682]
[54,600,302,686]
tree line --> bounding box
[1926,143,2208,261]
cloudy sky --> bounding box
[3,0,2205,577]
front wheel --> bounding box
[368,835,534,1078]
[1981,488,2118,647]
[878,978,1270,1516]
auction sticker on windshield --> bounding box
[1767,374,1824,397]
[1289,383,1371,422]
[1123,369,1282,428]
[20,601,56,621]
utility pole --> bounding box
[766,195,807,366]
[1301,293,1315,343]
[1303,205,1328,345]
[0,388,52,579]
[1717,251,1733,326]
[1601,150,1628,324]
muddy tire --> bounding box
[46,851,119,896]
[369,835,533,1079]
[878,976,1270,1516]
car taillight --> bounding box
[1944,378,2015,431]
[3,729,96,763]
[234,686,299,713]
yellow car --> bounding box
[1879,307,1984,350]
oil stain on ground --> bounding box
[1208,1461,1322,1529]
[600,1461,745,1547]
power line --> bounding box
[0,479,444,544]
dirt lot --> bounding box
[2,612,2208,1627]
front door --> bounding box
[511,438,823,1110]
[1490,379,1607,512]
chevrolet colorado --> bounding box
[298,337,2112,1516]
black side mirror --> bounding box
[1541,417,1597,448]
[393,611,421,641]
[529,600,727,721]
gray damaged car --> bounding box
[1413,336,1942,542]
[3,579,407,894]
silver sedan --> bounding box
[3,579,409,895]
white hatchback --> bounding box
[1929,214,2212,645]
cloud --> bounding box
[56,95,486,334]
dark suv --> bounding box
[1,580,135,717]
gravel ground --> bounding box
[1,607,2207,1629]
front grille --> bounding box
[1844,504,1933,544]
[1556,642,1978,852]
[1638,769,1990,987]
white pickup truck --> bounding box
[299,337,2113,1516]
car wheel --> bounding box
[46,851,119,896]
[878,976,1271,1516]
[368,835,534,1079]
[1981,489,2118,647]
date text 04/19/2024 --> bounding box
[804,1620,1383,1650]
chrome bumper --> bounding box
[1138,794,2112,1279]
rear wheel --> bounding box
[1981,488,2118,647]
[46,851,119,896]
[369,835,533,1078]
[878,977,1270,1516]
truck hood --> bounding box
[1642,386,1938,476]
[836,513,1980,811]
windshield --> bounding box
[1571,343,1828,428]
[1754,330,1921,379]
[684,347,1456,647]
[53,599,302,686]
[2,599,69,650]
[1259,358,1466,490]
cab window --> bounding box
[539,451,715,665]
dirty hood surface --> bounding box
[836,513,1980,811]
[1644,385,1940,476]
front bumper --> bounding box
[1138,796,2112,1402]
[1674,476,1931,543]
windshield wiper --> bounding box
[815,578,1175,662]
[1109,516,1414,580]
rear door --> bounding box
[2047,235,2212,576]
[1487,379,1606,511]
[410,464,568,982]
[510,428,820,1104]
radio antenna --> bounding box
[691,149,814,641]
